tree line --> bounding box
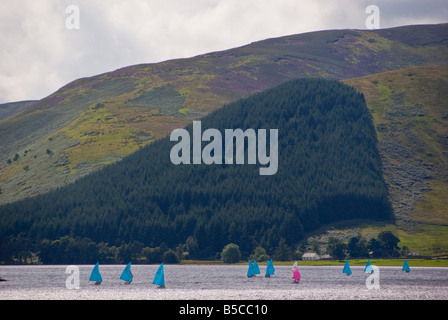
[1,230,403,265]
[322,231,404,260]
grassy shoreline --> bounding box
[181,259,448,267]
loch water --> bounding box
[1,264,447,300]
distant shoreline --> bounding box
[181,258,448,267]
[1,258,447,267]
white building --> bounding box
[302,252,320,260]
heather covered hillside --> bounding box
[1,24,447,205]
[342,66,448,256]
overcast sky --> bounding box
[1,0,447,104]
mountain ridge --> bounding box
[1,23,447,206]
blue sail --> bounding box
[265,260,271,277]
[364,259,373,273]
[402,259,411,272]
[247,260,255,277]
[153,263,165,287]
[89,261,102,284]
[120,262,133,283]
[253,260,260,275]
[265,259,275,277]
[343,259,352,275]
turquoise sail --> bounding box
[343,259,352,275]
[120,262,133,283]
[364,259,373,273]
[247,260,255,277]
[265,259,275,277]
[265,260,271,277]
[153,263,165,287]
[402,259,411,272]
[89,261,102,284]
[253,260,260,275]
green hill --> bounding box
[1,23,447,205]
[342,66,448,256]
[0,78,391,263]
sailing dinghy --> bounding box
[292,261,297,269]
[364,259,374,273]
[293,267,301,283]
[343,259,352,275]
[89,261,102,285]
[265,259,275,277]
[402,259,411,273]
[247,260,256,278]
[253,260,260,276]
[120,262,133,284]
[153,263,165,288]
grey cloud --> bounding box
[0,0,446,103]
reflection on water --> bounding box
[1,265,447,300]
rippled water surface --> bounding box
[1,265,447,300]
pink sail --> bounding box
[293,267,301,282]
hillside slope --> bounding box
[342,66,448,256]
[0,100,37,120]
[1,23,447,205]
